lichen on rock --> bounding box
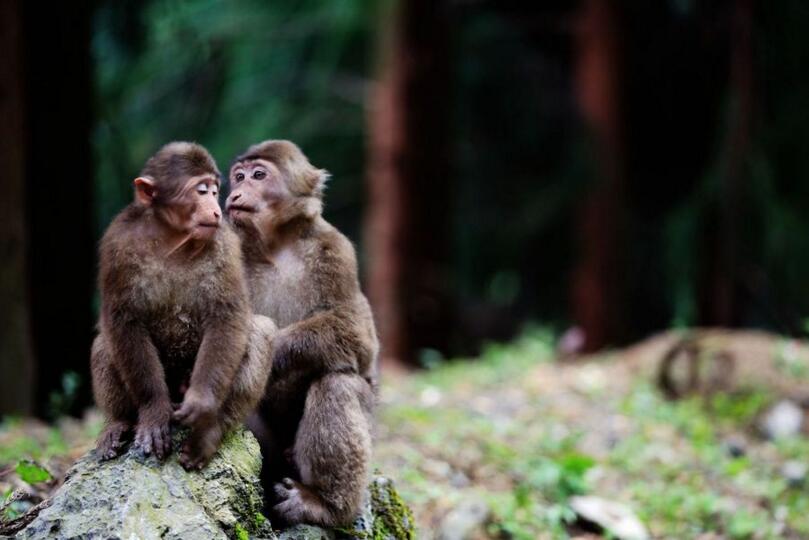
[14,428,273,540]
[10,428,415,540]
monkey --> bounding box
[91,141,276,471]
[225,140,379,527]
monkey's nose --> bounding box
[230,193,241,202]
[214,210,221,220]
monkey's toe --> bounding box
[273,478,301,502]
[97,422,132,460]
[272,494,305,525]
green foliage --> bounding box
[15,460,52,484]
[93,0,375,245]
[0,418,68,465]
[47,371,82,420]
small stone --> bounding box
[419,386,442,407]
[781,460,808,487]
[449,470,470,488]
[722,435,746,458]
[438,496,490,540]
[759,400,804,440]
[570,496,648,540]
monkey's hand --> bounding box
[134,399,172,459]
[173,388,217,429]
[269,330,296,378]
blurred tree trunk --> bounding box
[23,2,95,417]
[366,0,452,368]
[0,2,95,418]
[571,0,626,351]
[699,0,751,326]
[0,0,35,416]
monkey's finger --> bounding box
[273,481,292,500]
[162,425,172,455]
[137,431,153,455]
[153,429,166,459]
[173,404,190,423]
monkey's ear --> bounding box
[312,169,330,197]
[133,177,157,206]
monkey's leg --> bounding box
[91,334,136,460]
[274,373,374,527]
[179,315,276,471]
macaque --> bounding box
[91,141,275,470]
[226,140,379,526]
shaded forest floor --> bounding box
[4,329,809,538]
[374,329,809,539]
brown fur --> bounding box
[91,142,275,470]
[226,140,379,526]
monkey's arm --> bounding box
[105,313,171,412]
[175,309,250,427]
[103,311,173,457]
[271,307,366,380]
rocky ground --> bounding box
[373,329,809,539]
[4,328,809,539]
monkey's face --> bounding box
[159,174,222,241]
[225,159,290,227]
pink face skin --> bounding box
[225,159,290,225]
[182,174,222,241]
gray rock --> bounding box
[722,434,747,458]
[760,400,804,440]
[15,428,272,540]
[438,496,489,540]
[570,495,648,540]
[12,429,415,540]
[781,460,808,487]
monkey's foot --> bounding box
[96,421,132,460]
[273,478,333,525]
[179,424,223,471]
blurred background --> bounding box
[4,0,809,416]
[8,1,809,537]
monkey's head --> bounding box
[225,140,328,233]
[134,142,223,241]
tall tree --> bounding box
[0,0,35,416]
[23,1,95,416]
[366,0,452,367]
[571,0,627,351]
[0,1,95,417]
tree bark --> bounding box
[366,0,452,367]
[571,0,626,351]
[0,0,35,416]
[699,0,752,327]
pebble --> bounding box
[781,460,808,487]
[759,400,804,440]
[569,495,649,540]
[438,496,490,540]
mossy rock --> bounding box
[14,428,273,540]
[10,428,414,540]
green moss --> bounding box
[369,477,415,540]
[234,522,249,540]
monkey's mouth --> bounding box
[227,204,256,215]
[196,222,220,230]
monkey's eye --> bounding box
[253,170,266,180]
[196,184,209,194]
[235,172,245,182]
[211,186,219,196]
